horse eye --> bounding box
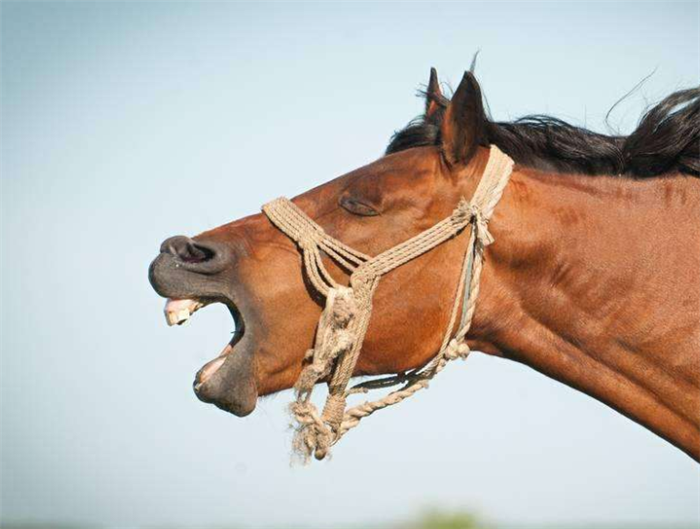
[339,195,379,217]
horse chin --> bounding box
[163,297,259,417]
[193,333,258,417]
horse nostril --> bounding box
[160,236,216,264]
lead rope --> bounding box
[262,146,514,461]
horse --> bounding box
[149,68,700,461]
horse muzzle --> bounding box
[148,235,259,417]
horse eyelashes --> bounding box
[339,195,380,217]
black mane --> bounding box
[386,84,700,178]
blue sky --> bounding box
[2,2,699,527]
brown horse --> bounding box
[149,69,700,461]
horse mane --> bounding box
[386,82,700,178]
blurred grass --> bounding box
[2,509,698,529]
[397,510,491,529]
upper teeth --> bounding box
[164,299,205,326]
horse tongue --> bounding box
[164,298,204,326]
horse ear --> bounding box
[425,67,443,118]
[440,71,487,166]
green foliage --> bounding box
[407,509,490,529]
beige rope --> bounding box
[262,145,514,461]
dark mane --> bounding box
[386,84,700,178]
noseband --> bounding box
[262,145,514,461]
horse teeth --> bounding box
[164,298,207,326]
[165,308,191,326]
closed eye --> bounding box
[339,195,379,217]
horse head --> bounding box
[148,70,496,417]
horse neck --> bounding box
[471,166,700,461]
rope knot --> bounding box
[470,205,494,248]
[445,338,471,361]
[331,288,357,328]
[290,401,333,461]
[321,393,347,432]
[451,198,472,226]
[298,233,320,251]
[331,331,355,358]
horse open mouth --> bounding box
[163,297,257,416]
[163,298,243,384]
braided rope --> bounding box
[262,146,514,461]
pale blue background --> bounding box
[1,2,699,528]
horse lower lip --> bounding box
[194,339,237,389]
[195,356,227,389]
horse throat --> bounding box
[472,168,700,461]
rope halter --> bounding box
[262,145,514,461]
